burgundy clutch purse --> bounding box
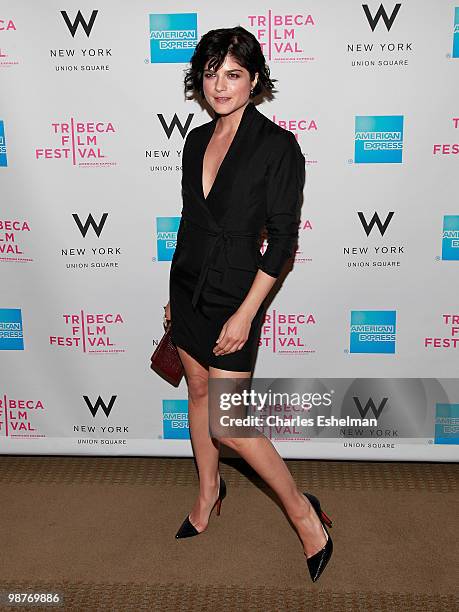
[150,321,184,387]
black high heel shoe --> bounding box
[175,475,227,539]
[303,492,333,582]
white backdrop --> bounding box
[1,1,458,460]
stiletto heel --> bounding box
[175,475,227,539]
[303,492,334,582]
[216,476,226,516]
[320,509,333,528]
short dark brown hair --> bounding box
[183,26,276,101]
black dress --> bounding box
[169,101,305,372]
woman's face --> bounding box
[202,54,258,115]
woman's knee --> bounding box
[187,372,209,404]
[215,435,245,450]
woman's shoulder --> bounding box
[255,108,301,151]
[258,120,303,165]
[185,115,214,143]
[182,121,207,162]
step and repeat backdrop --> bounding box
[1,2,458,460]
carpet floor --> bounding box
[0,456,457,611]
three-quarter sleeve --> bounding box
[257,130,305,278]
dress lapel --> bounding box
[196,102,258,222]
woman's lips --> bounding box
[215,97,231,102]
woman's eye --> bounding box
[204,72,239,78]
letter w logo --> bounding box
[73,213,108,238]
[353,396,388,419]
[358,211,394,236]
[83,395,117,418]
[362,3,401,32]
[157,113,195,139]
[61,10,98,38]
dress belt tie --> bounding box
[182,217,258,310]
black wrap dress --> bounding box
[169,101,305,372]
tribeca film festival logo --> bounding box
[0,120,7,166]
[452,7,459,58]
[440,215,459,260]
[49,310,125,354]
[62,213,122,270]
[349,310,396,354]
[348,3,413,69]
[0,393,46,438]
[258,218,312,265]
[0,308,24,350]
[343,211,406,269]
[259,309,316,355]
[354,115,404,163]
[272,111,318,166]
[0,17,18,69]
[0,219,33,263]
[161,400,190,439]
[149,13,197,63]
[248,11,316,62]
[432,118,459,157]
[424,314,459,351]
[435,403,459,445]
[52,10,113,72]
[35,119,117,167]
[147,111,194,174]
[75,395,128,446]
[155,217,181,262]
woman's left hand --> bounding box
[213,309,253,356]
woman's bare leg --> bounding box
[209,366,328,558]
[176,346,222,532]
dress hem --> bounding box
[173,339,254,373]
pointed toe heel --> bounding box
[303,492,334,583]
[175,476,227,539]
[175,515,199,539]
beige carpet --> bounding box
[0,456,457,611]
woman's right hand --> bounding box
[163,301,171,330]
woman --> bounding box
[164,26,333,583]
